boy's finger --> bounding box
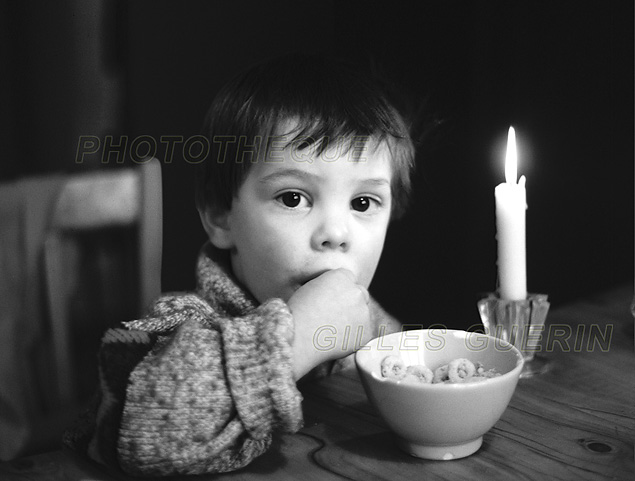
[332,268,355,282]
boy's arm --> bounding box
[287,269,372,380]
[66,294,302,477]
[288,269,404,380]
[316,296,403,377]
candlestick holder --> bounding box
[477,293,550,378]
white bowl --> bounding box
[355,329,524,460]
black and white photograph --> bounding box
[1,1,632,479]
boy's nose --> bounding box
[311,213,350,252]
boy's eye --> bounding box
[351,196,376,212]
[277,191,308,208]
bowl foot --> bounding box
[396,436,483,460]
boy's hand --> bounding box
[287,268,373,380]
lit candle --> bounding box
[495,126,527,300]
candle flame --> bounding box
[505,126,517,184]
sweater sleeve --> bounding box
[108,297,302,477]
[220,298,303,437]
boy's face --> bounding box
[214,139,393,304]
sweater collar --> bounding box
[195,242,259,317]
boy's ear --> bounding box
[198,206,234,249]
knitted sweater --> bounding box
[64,243,399,477]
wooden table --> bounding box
[2,284,633,480]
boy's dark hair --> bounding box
[195,52,416,219]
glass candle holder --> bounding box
[477,293,551,378]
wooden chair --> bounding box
[44,159,163,409]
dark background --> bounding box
[2,0,633,329]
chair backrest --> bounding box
[44,159,162,407]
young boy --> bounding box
[65,52,416,477]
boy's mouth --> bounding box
[295,269,333,287]
[300,270,330,285]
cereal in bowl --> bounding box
[381,356,500,384]
[380,355,407,380]
[404,364,434,383]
